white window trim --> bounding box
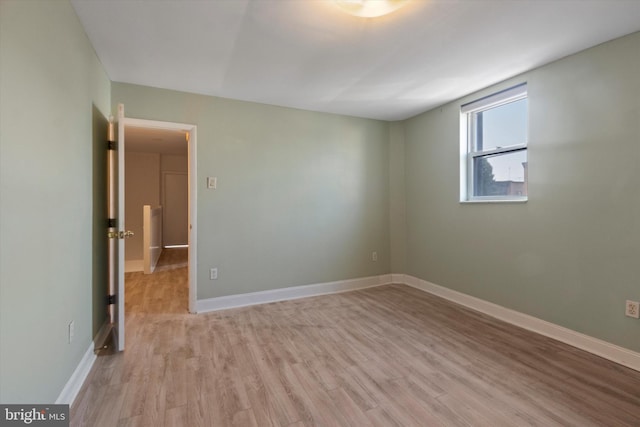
[460,83,528,203]
[461,84,527,114]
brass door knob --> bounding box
[107,230,135,239]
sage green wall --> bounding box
[112,83,390,299]
[403,32,640,353]
[389,122,407,273]
[0,0,111,402]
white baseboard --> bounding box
[196,274,393,313]
[125,259,143,273]
[391,273,405,284]
[400,274,640,373]
[56,321,113,405]
[56,341,96,405]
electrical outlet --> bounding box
[210,268,218,280]
[626,300,639,318]
[68,321,75,344]
[372,251,378,262]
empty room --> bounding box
[1,0,640,426]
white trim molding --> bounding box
[391,273,405,284]
[57,321,115,405]
[400,274,640,373]
[196,274,393,313]
[56,341,96,405]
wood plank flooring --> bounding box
[154,247,188,273]
[71,270,640,426]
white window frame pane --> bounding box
[469,98,528,153]
[460,83,528,203]
[468,146,527,199]
[461,83,527,114]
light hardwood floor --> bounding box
[154,247,188,273]
[72,269,640,426]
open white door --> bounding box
[108,110,198,325]
[106,104,130,351]
[116,104,127,350]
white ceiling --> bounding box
[71,0,640,121]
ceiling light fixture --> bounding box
[333,0,410,18]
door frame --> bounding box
[122,116,198,313]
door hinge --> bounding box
[107,218,117,228]
[107,140,117,150]
[107,294,117,305]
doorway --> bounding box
[121,118,197,314]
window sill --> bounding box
[460,198,528,204]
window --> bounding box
[460,84,528,202]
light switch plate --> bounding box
[207,176,217,189]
